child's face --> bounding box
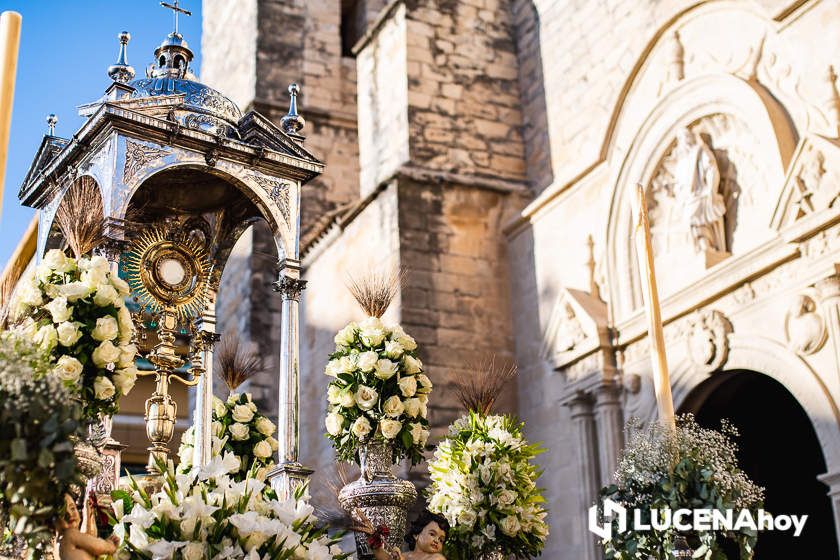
[415,521,445,554]
[63,494,80,526]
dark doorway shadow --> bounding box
[681,370,839,558]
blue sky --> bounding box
[0,1,203,270]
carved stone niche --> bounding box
[784,291,827,356]
[542,287,612,380]
[682,309,732,373]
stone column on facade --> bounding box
[818,470,840,550]
[817,273,840,386]
[567,391,601,560]
[593,380,625,487]
[193,289,219,467]
[268,259,313,499]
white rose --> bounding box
[327,384,342,404]
[458,509,477,528]
[57,281,91,302]
[334,322,358,347]
[83,255,110,274]
[419,428,430,447]
[81,267,109,290]
[17,281,43,307]
[497,489,516,507]
[43,249,71,272]
[92,316,119,341]
[373,358,397,380]
[117,305,134,343]
[54,355,83,383]
[500,515,521,537]
[118,343,137,368]
[56,321,82,347]
[94,376,116,400]
[253,440,272,459]
[113,366,137,395]
[182,542,205,560]
[403,398,422,418]
[339,390,356,408]
[324,359,341,377]
[338,355,356,374]
[255,416,276,436]
[111,274,131,296]
[34,324,57,351]
[232,404,254,423]
[384,340,404,359]
[403,355,423,375]
[43,296,72,323]
[229,422,249,441]
[382,395,405,417]
[391,325,417,351]
[409,422,425,445]
[92,340,121,367]
[356,351,378,372]
[398,376,417,397]
[325,412,345,436]
[360,327,385,348]
[360,316,383,330]
[93,284,120,307]
[212,421,225,438]
[350,416,372,439]
[267,436,278,451]
[212,397,227,418]
[380,418,402,439]
[35,263,53,284]
[354,385,379,410]
[416,373,433,392]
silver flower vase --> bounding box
[479,546,506,559]
[338,439,417,559]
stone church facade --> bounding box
[201,0,840,556]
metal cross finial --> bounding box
[160,0,191,34]
[47,114,58,136]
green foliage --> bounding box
[0,332,85,555]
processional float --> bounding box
[17,2,321,500]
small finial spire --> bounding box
[107,31,135,83]
[281,83,306,137]
[586,234,601,300]
[47,114,58,136]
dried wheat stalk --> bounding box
[346,269,402,318]
[54,176,105,258]
[215,333,265,391]
[455,357,517,416]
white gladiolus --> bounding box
[92,316,119,341]
[255,416,276,436]
[325,412,344,436]
[373,358,397,380]
[356,351,378,372]
[229,423,250,441]
[350,416,372,439]
[43,296,72,323]
[382,395,404,417]
[232,404,255,423]
[54,355,83,383]
[354,385,378,410]
[380,418,402,439]
[56,321,82,347]
[92,340,121,367]
[398,376,417,397]
[94,376,116,399]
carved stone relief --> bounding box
[784,293,827,355]
[682,309,732,373]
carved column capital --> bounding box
[273,276,307,301]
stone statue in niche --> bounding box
[556,302,586,352]
[673,128,727,258]
[785,294,827,355]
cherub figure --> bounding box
[54,494,118,560]
[374,510,450,560]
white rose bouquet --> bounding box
[10,249,137,420]
[110,457,349,560]
[427,412,549,559]
[325,315,432,465]
[177,392,278,480]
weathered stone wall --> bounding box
[201,0,257,110]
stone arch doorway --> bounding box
[680,370,838,558]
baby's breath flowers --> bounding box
[601,414,764,559]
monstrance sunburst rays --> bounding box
[123,225,212,321]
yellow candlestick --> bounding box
[0,11,21,225]
[632,183,676,433]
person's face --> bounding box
[415,521,445,554]
[63,494,80,526]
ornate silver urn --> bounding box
[338,439,417,558]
